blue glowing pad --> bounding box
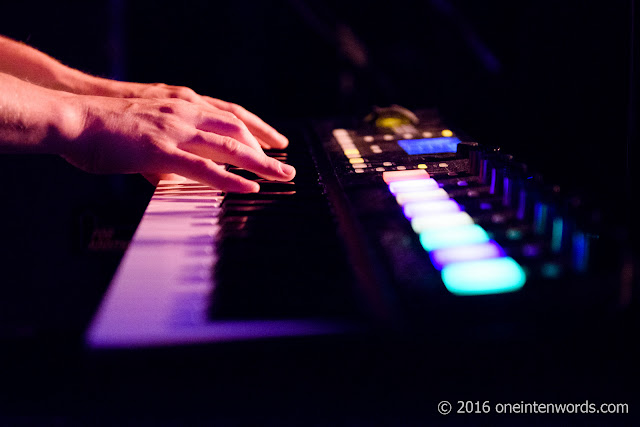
[441,257,526,295]
[398,137,461,155]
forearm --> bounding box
[0,72,82,154]
[0,35,124,96]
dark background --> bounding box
[0,0,637,419]
[1,1,634,186]
[2,1,634,153]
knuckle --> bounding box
[218,110,238,121]
[175,86,196,98]
[219,136,240,155]
[227,116,247,134]
[268,157,282,171]
[190,156,211,173]
[227,102,245,115]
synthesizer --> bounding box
[86,107,632,348]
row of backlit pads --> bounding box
[332,129,526,296]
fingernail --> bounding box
[281,163,295,176]
[241,181,259,193]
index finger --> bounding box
[179,132,296,182]
[204,98,289,149]
[168,148,261,193]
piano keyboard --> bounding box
[86,144,359,348]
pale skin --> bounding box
[0,35,295,192]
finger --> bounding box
[197,110,264,154]
[179,132,296,182]
[168,149,260,193]
[256,136,272,150]
[204,98,289,149]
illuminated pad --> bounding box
[411,212,474,233]
[419,225,489,251]
[396,188,449,205]
[382,169,430,184]
[403,199,461,219]
[388,178,438,195]
[441,257,526,295]
[429,241,504,270]
[397,137,460,155]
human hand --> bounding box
[61,94,295,192]
[105,81,289,150]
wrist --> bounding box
[41,90,88,155]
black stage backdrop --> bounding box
[1,0,632,188]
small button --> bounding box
[336,137,353,144]
[522,243,542,258]
[505,228,524,240]
[541,262,563,279]
[491,213,507,224]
